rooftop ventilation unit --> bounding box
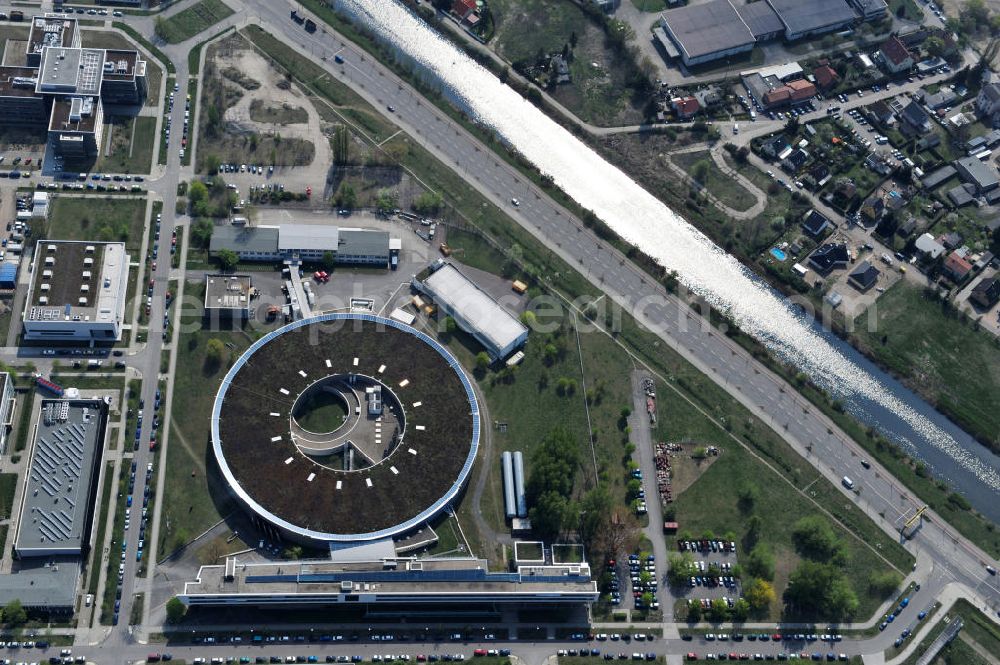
[44,256,55,266]
[81,270,91,280]
[39,296,48,305]
[69,97,82,123]
[47,244,57,252]
[80,284,89,293]
[78,297,87,306]
[83,257,93,266]
[85,245,94,253]
[42,270,52,278]
[40,283,50,291]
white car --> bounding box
[511,197,520,207]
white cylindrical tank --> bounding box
[512,450,527,518]
[501,451,515,519]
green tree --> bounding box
[475,351,490,371]
[321,251,336,271]
[529,490,575,540]
[709,598,729,622]
[868,571,903,597]
[745,514,763,549]
[165,597,186,624]
[154,16,168,41]
[785,560,859,619]
[216,248,239,271]
[333,125,350,166]
[667,552,696,586]
[924,35,946,58]
[413,191,444,215]
[686,599,702,622]
[375,188,398,213]
[743,578,776,612]
[731,597,751,621]
[336,183,357,209]
[443,316,458,335]
[2,599,26,627]
[792,515,845,562]
[190,218,214,248]
[205,338,225,371]
[744,543,775,580]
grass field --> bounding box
[0,473,17,520]
[157,282,269,558]
[87,460,117,596]
[155,0,235,44]
[248,100,309,125]
[852,282,1000,454]
[97,116,157,174]
[293,391,348,433]
[45,196,147,253]
[672,151,757,212]
[227,28,920,618]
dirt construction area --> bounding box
[197,34,331,187]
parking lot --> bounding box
[677,539,742,603]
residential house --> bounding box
[947,183,976,207]
[970,277,1000,308]
[550,55,571,84]
[943,250,974,282]
[922,88,957,110]
[833,179,858,203]
[761,134,790,159]
[860,194,886,224]
[900,101,932,135]
[896,216,917,237]
[848,260,881,291]
[808,242,850,275]
[916,134,941,151]
[921,164,956,190]
[693,87,722,109]
[809,163,831,187]
[452,0,480,25]
[879,35,914,74]
[813,65,839,90]
[865,152,895,176]
[976,83,1000,123]
[938,231,963,249]
[672,96,700,119]
[955,156,1000,195]
[801,209,831,237]
[780,148,810,174]
[915,232,946,260]
[868,100,895,126]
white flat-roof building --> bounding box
[204,274,252,319]
[22,240,130,342]
[0,373,14,454]
[413,261,529,360]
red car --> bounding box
[149,438,157,451]
[306,186,312,197]
[473,650,486,657]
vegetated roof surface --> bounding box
[217,317,476,537]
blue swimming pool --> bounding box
[770,247,787,261]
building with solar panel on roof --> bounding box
[0,14,147,158]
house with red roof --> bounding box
[943,251,973,283]
[671,96,700,120]
[878,35,914,74]
[813,65,839,90]
[452,0,480,26]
